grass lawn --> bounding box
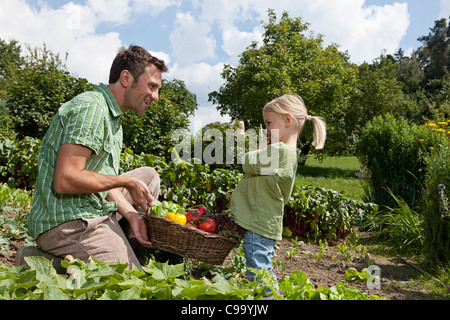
[295,155,363,200]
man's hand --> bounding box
[126,178,155,213]
[126,211,154,248]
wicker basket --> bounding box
[146,213,239,265]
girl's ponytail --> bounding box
[307,116,326,149]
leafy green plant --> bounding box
[283,185,374,241]
[423,140,450,265]
[357,114,448,208]
[337,241,355,264]
[343,267,371,283]
[0,256,384,300]
[150,200,183,217]
[285,247,299,259]
[0,204,33,257]
[0,183,33,208]
[315,240,328,263]
[361,188,424,256]
[158,158,242,213]
[0,136,41,190]
[0,206,29,240]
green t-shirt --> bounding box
[230,142,298,240]
[28,84,123,237]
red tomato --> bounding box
[186,210,197,222]
[199,218,216,233]
[186,209,203,225]
[197,206,208,214]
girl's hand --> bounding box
[258,138,271,149]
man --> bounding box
[26,45,168,269]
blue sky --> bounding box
[0,0,449,131]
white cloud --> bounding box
[179,0,410,129]
[238,0,410,64]
[169,62,230,131]
[0,0,181,84]
[0,0,122,83]
[169,62,225,105]
[150,51,171,65]
[169,12,217,65]
[221,26,263,62]
[86,0,132,24]
[181,0,410,65]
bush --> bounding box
[158,158,242,213]
[357,114,447,208]
[120,149,242,213]
[0,135,40,190]
[423,144,450,265]
[283,185,378,241]
[5,45,96,139]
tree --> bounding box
[209,10,358,158]
[122,78,198,160]
[417,17,450,93]
[347,54,420,139]
[394,49,425,95]
[3,43,96,139]
[0,39,22,81]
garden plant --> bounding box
[1,12,449,301]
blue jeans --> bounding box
[242,231,279,292]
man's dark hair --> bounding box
[109,45,168,84]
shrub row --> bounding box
[423,146,450,265]
[0,135,377,243]
[358,114,450,265]
[283,185,377,242]
[357,114,448,208]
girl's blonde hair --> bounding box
[263,94,326,149]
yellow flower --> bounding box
[439,122,448,126]
[437,129,447,133]
[425,123,437,128]
[418,139,424,142]
[429,147,434,150]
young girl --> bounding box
[230,94,326,295]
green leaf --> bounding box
[98,289,119,300]
[24,256,58,284]
[144,262,185,281]
[42,282,70,300]
[118,284,142,300]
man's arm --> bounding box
[54,143,154,211]
[54,143,155,247]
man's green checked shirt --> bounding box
[28,84,123,238]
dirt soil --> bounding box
[268,235,435,300]
[0,235,438,300]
